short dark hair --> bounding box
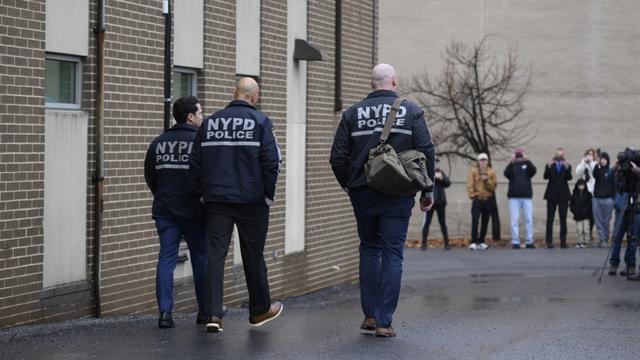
[172,96,199,123]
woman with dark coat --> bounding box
[421,158,451,250]
[569,179,592,248]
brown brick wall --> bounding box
[0,0,377,328]
[0,0,48,327]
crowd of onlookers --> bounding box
[421,147,640,275]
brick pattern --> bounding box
[0,0,378,328]
[0,0,48,326]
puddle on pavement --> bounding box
[469,273,524,278]
[420,293,572,310]
[607,300,640,310]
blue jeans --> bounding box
[155,217,208,313]
[593,197,614,243]
[610,209,638,268]
[509,198,533,245]
[349,188,414,328]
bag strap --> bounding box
[380,98,404,143]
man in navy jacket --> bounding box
[190,78,282,333]
[330,63,435,337]
[144,96,208,328]
[504,147,537,248]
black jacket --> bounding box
[593,153,615,199]
[144,123,205,220]
[433,170,451,206]
[569,182,592,221]
[330,90,435,196]
[504,159,537,198]
[543,162,573,202]
[190,100,281,204]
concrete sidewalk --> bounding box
[2,247,640,360]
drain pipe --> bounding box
[371,0,377,66]
[334,0,342,112]
[93,0,106,318]
[162,0,172,131]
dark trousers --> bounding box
[204,202,271,318]
[546,200,569,246]
[610,208,638,268]
[349,187,414,328]
[422,204,449,247]
[471,199,491,244]
[154,217,208,313]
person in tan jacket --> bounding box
[467,153,498,250]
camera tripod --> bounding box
[598,192,638,283]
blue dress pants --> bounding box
[349,187,414,328]
[155,217,208,313]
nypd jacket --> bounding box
[144,123,205,220]
[190,100,281,205]
[330,90,435,196]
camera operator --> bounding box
[608,151,640,277]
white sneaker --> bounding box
[477,243,488,250]
[469,243,477,250]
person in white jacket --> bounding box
[575,148,597,242]
[576,149,597,194]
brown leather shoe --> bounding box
[360,317,376,331]
[206,316,223,333]
[249,302,283,327]
[374,326,396,337]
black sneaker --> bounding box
[158,312,175,329]
[608,267,618,276]
[525,244,536,249]
[546,243,554,249]
[196,312,208,324]
[420,243,427,251]
[512,244,521,249]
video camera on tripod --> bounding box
[616,147,640,193]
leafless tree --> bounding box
[402,36,534,165]
[402,37,533,241]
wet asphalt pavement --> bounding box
[2,247,640,360]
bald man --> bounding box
[190,77,282,333]
[330,64,435,337]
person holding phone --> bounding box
[422,157,451,250]
[504,147,537,249]
[543,148,572,248]
[466,153,497,250]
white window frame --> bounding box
[45,53,82,110]
[174,67,198,98]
